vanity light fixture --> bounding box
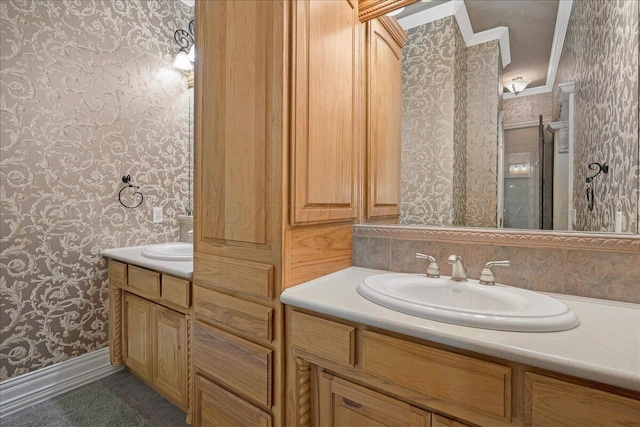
[173,20,195,71]
[504,77,531,95]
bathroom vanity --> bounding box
[103,245,193,419]
[282,267,640,427]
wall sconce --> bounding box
[173,20,195,71]
[504,77,531,96]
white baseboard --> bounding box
[0,347,123,418]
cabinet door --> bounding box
[194,374,271,427]
[291,0,359,224]
[319,373,430,427]
[196,0,277,247]
[153,305,188,408]
[432,414,471,427]
[123,293,152,382]
[525,373,640,427]
[366,17,403,220]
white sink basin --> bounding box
[357,273,579,332]
[141,242,193,261]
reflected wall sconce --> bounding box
[173,20,195,71]
[504,77,531,95]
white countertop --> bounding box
[280,267,640,392]
[102,245,193,279]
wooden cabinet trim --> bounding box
[194,286,273,343]
[193,321,273,408]
[123,293,153,383]
[291,311,356,367]
[358,0,417,22]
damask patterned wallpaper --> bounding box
[401,17,461,226]
[503,93,553,127]
[452,21,467,227]
[465,41,500,228]
[555,0,638,234]
[401,17,500,228]
[0,0,193,379]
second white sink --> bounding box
[357,273,579,332]
[141,242,193,261]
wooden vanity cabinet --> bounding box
[109,260,191,414]
[287,307,640,427]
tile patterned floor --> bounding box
[5,369,189,427]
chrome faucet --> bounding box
[479,260,510,285]
[415,253,440,278]
[447,255,467,281]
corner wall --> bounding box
[0,0,193,379]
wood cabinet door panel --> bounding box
[128,265,160,298]
[319,374,430,427]
[291,0,359,224]
[153,305,187,408]
[123,293,152,382]
[193,321,272,407]
[290,311,355,366]
[197,0,276,246]
[366,18,402,219]
[194,286,273,342]
[524,373,640,427]
[194,374,271,427]
[161,275,190,308]
[362,331,511,424]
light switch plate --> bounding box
[153,207,163,224]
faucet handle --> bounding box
[479,260,510,285]
[415,253,440,278]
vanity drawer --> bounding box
[290,311,355,367]
[193,321,272,407]
[162,275,190,308]
[128,265,160,298]
[108,260,127,284]
[194,255,273,299]
[361,331,511,423]
[524,373,640,426]
[194,286,273,342]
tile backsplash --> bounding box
[353,225,640,304]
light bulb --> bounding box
[173,51,193,71]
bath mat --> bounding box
[3,384,153,427]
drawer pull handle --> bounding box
[342,397,362,409]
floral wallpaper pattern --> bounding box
[401,17,501,228]
[555,0,638,233]
[401,17,460,226]
[503,92,553,127]
[452,21,467,227]
[465,41,500,228]
[1,0,193,379]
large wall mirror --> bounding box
[368,0,638,234]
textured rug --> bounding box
[3,384,153,427]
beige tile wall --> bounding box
[353,226,640,303]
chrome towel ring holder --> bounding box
[119,175,143,209]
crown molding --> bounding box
[353,225,640,253]
[359,0,417,22]
[397,0,511,67]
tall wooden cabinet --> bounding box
[193,1,360,426]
